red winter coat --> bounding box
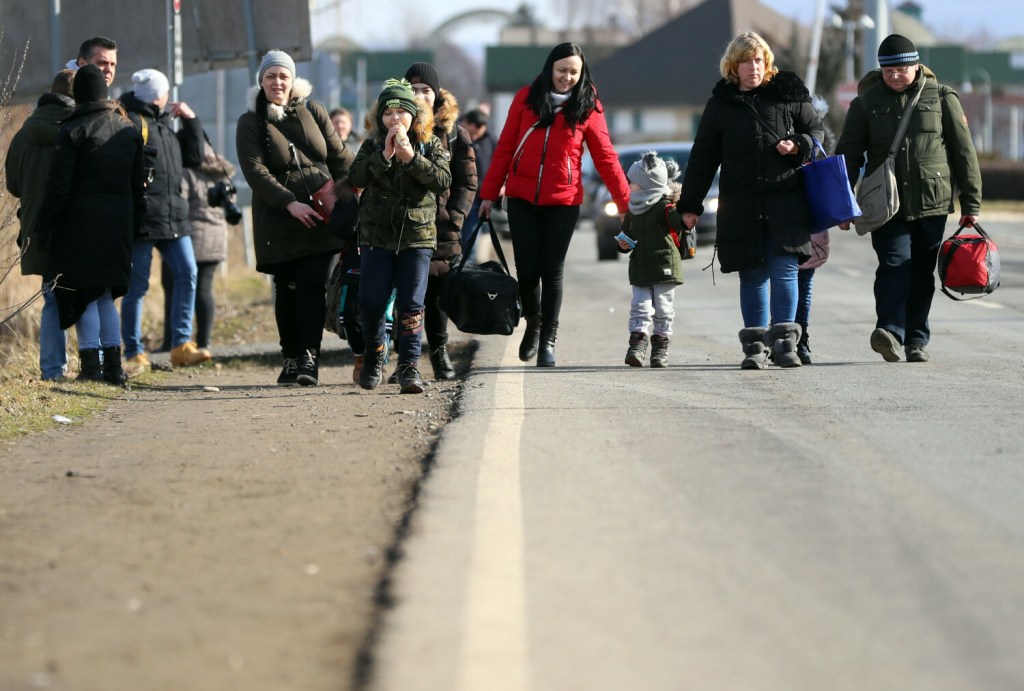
[480,86,629,213]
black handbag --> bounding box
[441,219,521,336]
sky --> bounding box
[314,0,1024,48]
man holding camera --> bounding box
[119,68,208,372]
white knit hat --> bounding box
[132,69,170,103]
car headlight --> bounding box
[602,200,619,217]
[705,197,719,213]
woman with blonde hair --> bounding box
[679,31,824,369]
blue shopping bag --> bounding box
[803,139,861,233]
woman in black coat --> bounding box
[679,32,824,369]
[36,64,146,385]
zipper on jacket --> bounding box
[534,126,554,204]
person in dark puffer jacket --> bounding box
[404,62,477,381]
[679,31,824,370]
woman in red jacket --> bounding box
[480,42,629,367]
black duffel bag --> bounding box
[441,219,521,335]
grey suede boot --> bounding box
[764,322,803,368]
[738,327,770,370]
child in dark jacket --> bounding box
[617,151,689,368]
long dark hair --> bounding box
[526,42,597,131]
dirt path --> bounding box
[0,346,468,691]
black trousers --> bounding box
[505,198,580,328]
[269,252,333,357]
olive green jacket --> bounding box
[350,104,451,252]
[836,65,982,221]
[619,197,685,287]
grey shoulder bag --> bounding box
[853,78,925,235]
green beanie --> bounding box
[376,78,418,125]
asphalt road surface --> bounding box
[368,217,1024,691]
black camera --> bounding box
[208,179,243,225]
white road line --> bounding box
[457,336,529,691]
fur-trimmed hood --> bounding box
[245,77,314,121]
[432,88,460,134]
[712,69,812,104]
[362,98,436,146]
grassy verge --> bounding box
[0,269,277,441]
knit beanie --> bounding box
[73,64,108,104]
[376,78,419,123]
[627,151,671,192]
[258,49,296,84]
[404,62,440,99]
[877,34,919,67]
[131,68,169,104]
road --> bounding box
[368,218,1024,691]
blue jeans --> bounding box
[359,247,431,366]
[39,280,68,380]
[870,215,946,346]
[121,237,197,358]
[738,233,799,327]
[76,291,121,349]
[795,268,815,327]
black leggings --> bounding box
[269,253,333,357]
[505,198,580,328]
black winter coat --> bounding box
[679,71,824,273]
[430,89,477,278]
[36,101,146,328]
[120,91,203,242]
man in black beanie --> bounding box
[403,62,477,381]
[836,34,982,364]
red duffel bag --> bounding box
[937,223,1001,301]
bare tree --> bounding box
[0,32,34,330]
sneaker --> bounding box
[296,350,319,386]
[352,354,365,384]
[396,363,426,394]
[869,328,901,363]
[123,352,151,377]
[170,341,213,367]
[359,345,386,391]
[277,357,299,385]
[906,344,930,363]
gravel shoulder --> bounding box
[0,342,471,691]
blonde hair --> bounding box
[720,31,779,86]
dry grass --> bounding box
[0,224,277,440]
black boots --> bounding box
[77,349,104,382]
[102,346,127,387]
[649,334,670,368]
[796,326,812,365]
[359,345,387,390]
[429,345,455,380]
[625,332,649,367]
[537,324,557,367]
[296,349,319,386]
[396,363,426,394]
[519,314,541,362]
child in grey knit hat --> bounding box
[617,150,691,368]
